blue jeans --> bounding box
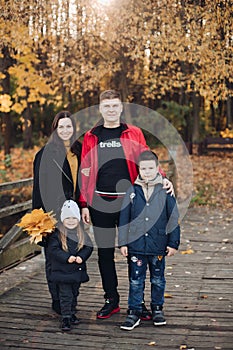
[127,254,166,311]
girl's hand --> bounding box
[76,256,83,264]
[120,246,128,257]
[68,255,77,263]
[166,246,177,257]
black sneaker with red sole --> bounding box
[97,299,120,319]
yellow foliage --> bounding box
[17,209,57,244]
[11,101,27,114]
[0,94,12,113]
[0,72,6,79]
[220,128,233,138]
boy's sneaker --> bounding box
[97,298,120,319]
[71,314,80,325]
[141,302,152,320]
[61,317,71,331]
[120,310,141,331]
[152,305,166,326]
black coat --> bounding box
[47,228,93,283]
[32,140,82,218]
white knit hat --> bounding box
[60,200,81,222]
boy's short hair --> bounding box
[99,90,122,102]
[138,150,159,166]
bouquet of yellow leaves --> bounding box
[17,208,57,244]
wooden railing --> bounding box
[0,178,41,271]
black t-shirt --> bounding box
[96,126,131,194]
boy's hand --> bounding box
[82,207,90,225]
[76,256,83,264]
[163,178,174,196]
[120,246,128,257]
[68,255,77,263]
[166,246,177,257]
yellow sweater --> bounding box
[64,141,78,196]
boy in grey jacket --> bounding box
[118,150,180,331]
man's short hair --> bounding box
[138,150,159,166]
[99,90,122,102]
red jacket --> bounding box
[79,122,149,207]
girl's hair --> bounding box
[49,110,78,153]
[58,222,85,252]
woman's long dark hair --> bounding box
[48,110,80,155]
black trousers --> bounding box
[89,194,124,303]
[44,246,59,302]
[58,282,81,318]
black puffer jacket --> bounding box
[47,228,93,283]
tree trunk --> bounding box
[226,97,233,128]
[192,92,201,142]
[0,46,14,155]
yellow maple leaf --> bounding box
[17,209,57,243]
[164,293,173,298]
[180,249,194,255]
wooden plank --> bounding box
[0,207,232,350]
[0,200,32,219]
[0,237,41,270]
[0,178,33,193]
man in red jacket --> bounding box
[80,90,173,319]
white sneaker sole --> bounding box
[120,318,141,331]
[153,321,166,326]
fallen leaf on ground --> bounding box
[164,293,173,298]
[180,249,194,255]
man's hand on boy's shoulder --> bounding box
[163,178,174,196]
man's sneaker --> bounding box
[120,310,141,331]
[97,299,120,319]
[71,314,80,325]
[152,306,166,326]
[61,317,71,331]
[141,302,152,321]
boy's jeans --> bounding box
[127,254,166,312]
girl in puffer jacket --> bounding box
[47,200,93,331]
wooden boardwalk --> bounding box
[0,207,233,350]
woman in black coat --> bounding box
[32,110,82,314]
